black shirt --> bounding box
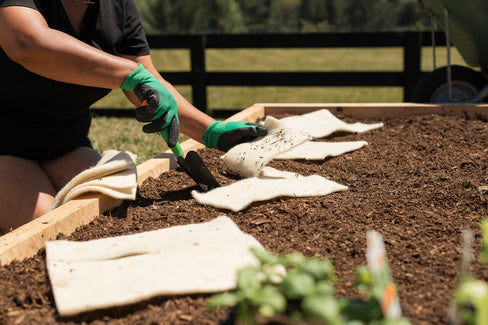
[0,0,150,159]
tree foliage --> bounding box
[138,0,430,34]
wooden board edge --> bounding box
[178,139,206,152]
[136,156,172,186]
[224,104,266,122]
[0,194,121,265]
[0,156,173,265]
[258,103,488,121]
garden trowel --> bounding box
[160,128,220,192]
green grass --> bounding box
[89,116,164,164]
[91,46,467,163]
[93,46,466,108]
[89,116,189,164]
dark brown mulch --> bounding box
[1,113,488,325]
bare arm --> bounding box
[0,6,215,144]
[120,54,216,144]
[0,6,137,89]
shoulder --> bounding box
[0,0,38,10]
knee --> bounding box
[0,155,56,232]
[32,192,55,219]
[0,194,54,234]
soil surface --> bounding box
[2,112,488,325]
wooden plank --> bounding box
[224,104,265,122]
[259,103,488,121]
[0,194,121,265]
[178,138,206,152]
[0,156,174,265]
[136,156,172,187]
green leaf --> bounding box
[257,305,276,318]
[455,279,488,305]
[344,320,371,325]
[280,271,316,299]
[289,310,305,321]
[344,321,365,325]
[252,285,287,317]
[315,280,335,296]
[301,294,344,325]
[355,266,374,286]
[251,247,281,265]
[343,298,382,322]
[459,308,477,325]
[281,252,306,266]
[237,266,262,295]
[207,293,239,311]
[354,265,375,297]
[454,279,488,325]
[371,318,413,325]
[262,264,286,284]
[298,257,335,281]
[481,219,488,265]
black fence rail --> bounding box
[93,31,447,118]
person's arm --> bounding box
[120,54,216,143]
[0,6,137,89]
[121,54,268,150]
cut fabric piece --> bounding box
[49,150,137,210]
[275,140,368,160]
[192,168,347,212]
[258,166,301,179]
[45,216,263,316]
[222,116,311,178]
[278,109,383,138]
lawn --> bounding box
[91,46,466,164]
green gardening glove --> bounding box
[203,121,268,152]
[121,64,179,147]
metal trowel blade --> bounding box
[176,150,220,192]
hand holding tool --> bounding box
[121,64,178,145]
[203,121,268,152]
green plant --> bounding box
[208,248,411,325]
[451,220,488,325]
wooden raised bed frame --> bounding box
[1,102,488,266]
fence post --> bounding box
[403,31,422,101]
[190,35,208,113]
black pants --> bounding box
[1,109,93,161]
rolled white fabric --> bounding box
[49,150,137,210]
[222,116,311,178]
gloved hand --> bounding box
[202,121,268,152]
[121,64,179,147]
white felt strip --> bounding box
[49,150,137,210]
[45,216,262,316]
[278,109,384,138]
[191,172,348,212]
[258,166,301,179]
[221,116,311,178]
[274,140,368,160]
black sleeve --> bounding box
[0,0,38,9]
[116,0,150,56]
